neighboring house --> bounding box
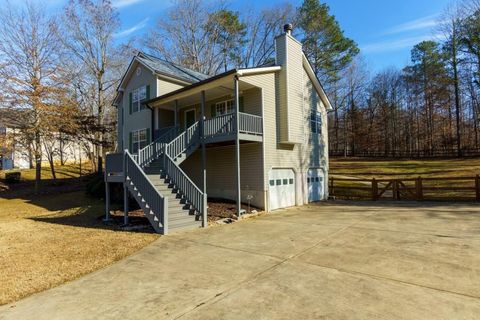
[106,24,332,234]
[0,120,90,170]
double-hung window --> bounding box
[131,128,148,154]
[215,99,235,116]
[131,85,148,113]
[310,110,322,135]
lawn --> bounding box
[0,168,158,305]
[0,162,93,181]
[330,157,480,179]
[329,157,480,200]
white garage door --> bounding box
[269,169,295,211]
[308,169,325,202]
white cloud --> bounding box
[383,14,440,35]
[114,17,149,38]
[361,33,442,54]
[112,0,146,8]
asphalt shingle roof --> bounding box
[136,52,210,83]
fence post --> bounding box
[392,180,398,200]
[416,177,423,201]
[330,177,334,196]
[372,178,378,201]
[476,175,480,202]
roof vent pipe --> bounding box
[283,23,293,35]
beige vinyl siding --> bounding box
[241,66,328,210]
[157,77,184,96]
[275,34,304,144]
[275,35,288,143]
[286,36,305,144]
[180,143,265,208]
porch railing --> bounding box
[204,113,234,138]
[203,112,263,138]
[239,112,263,135]
[125,150,168,233]
[138,126,178,168]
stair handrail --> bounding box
[163,152,205,215]
[166,122,200,160]
[124,150,169,233]
[162,121,205,221]
[138,126,178,168]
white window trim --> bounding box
[132,85,147,113]
[132,128,148,154]
[215,99,235,117]
[310,110,322,135]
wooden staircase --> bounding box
[144,159,202,232]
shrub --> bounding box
[4,171,21,184]
[86,175,105,199]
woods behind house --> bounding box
[330,1,480,157]
[0,0,479,193]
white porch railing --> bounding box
[137,126,178,168]
[238,112,263,135]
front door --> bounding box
[185,109,196,130]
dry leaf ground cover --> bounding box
[0,183,158,305]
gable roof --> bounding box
[136,52,210,84]
[302,54,333,111]
[114,52,210,107]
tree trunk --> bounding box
[34,132,41,194]
[452,32,462,157]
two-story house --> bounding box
[106,24,332,234]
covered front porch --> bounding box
[150,72,264,145]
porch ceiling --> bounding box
[148,77,257,110]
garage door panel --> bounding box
[269,169,295,211]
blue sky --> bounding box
[5,0,452,72]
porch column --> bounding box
[174,100,179,131]
[200,91,208,227]
[104,181,110,221]
[234,76,241,218]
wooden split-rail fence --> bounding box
[329,175,480,202]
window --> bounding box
[289,179,294,185]
[132,86,147,113]
[269,180,275,186]
[276,179,281,186]
[132,128,148,154]
[215,99,235,116]
[283,179,288,185]
[310,110,322,134]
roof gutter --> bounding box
[145,66,282,108]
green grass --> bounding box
[329,158,480,201]
[0,162,93,182]
[330,158,480,179]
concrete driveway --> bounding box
[1,201,480,319]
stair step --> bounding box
[168,219,202,231]
[168,213,198,223]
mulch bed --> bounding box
[104,200,260,230]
